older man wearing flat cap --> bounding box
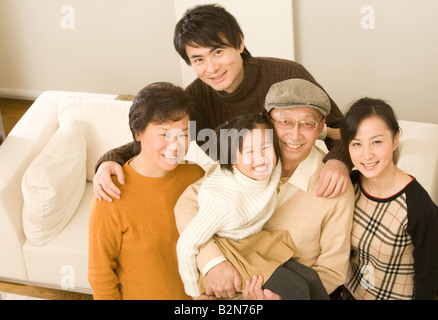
[174,78,355,300]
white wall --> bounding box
[293,0,438,124]
[0,0,182,98]
[0,0,293,98]
[1,0,437,125]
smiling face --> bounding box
[348,116,399,180]
[135,115,190,177]
[270,107,324,172]
[233,127,277,181]
[185,41,245,93]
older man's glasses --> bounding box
[271,118,321,131]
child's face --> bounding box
[233,127,277,181]
[348,116,399,180]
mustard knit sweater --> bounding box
[88,159,204,300]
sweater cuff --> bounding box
[200,256,227,276]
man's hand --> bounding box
[242,275,282,300]
[93,161,125,202]
[204,260,242,299]
[317,159,349,198]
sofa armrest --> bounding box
[0,91,117,281]
[0,92,63,280]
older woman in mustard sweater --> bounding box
[88,82,204,299]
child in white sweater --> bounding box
[177,113,329,300]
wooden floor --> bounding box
[0,280,93,300]
[0,97,34,138]
[0,98,94,300]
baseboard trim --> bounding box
[0,88,43,100]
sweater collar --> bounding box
[213,56,260,101]
[126,156,178,184]
[284,147,323,192]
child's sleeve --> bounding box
[176,192,229,297]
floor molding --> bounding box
[0,88,42,100]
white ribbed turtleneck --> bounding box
[177,161,281,297]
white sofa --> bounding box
[0,91,437,295]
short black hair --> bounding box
[212,112,281,173]
[174,4,251,65]
[129,82,194,147]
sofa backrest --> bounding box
[57,97,438,203]
[58,97,133,181]
[397,120,438,203]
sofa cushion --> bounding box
[58,97,133,181]
[22,120,86,246]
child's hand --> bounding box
[192,294,216,300]
[242,275,282,300]
[204,260,242,298]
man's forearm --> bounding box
[323,139,353,170]
[94,141,140,172]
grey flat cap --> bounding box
[264,79,331,117]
